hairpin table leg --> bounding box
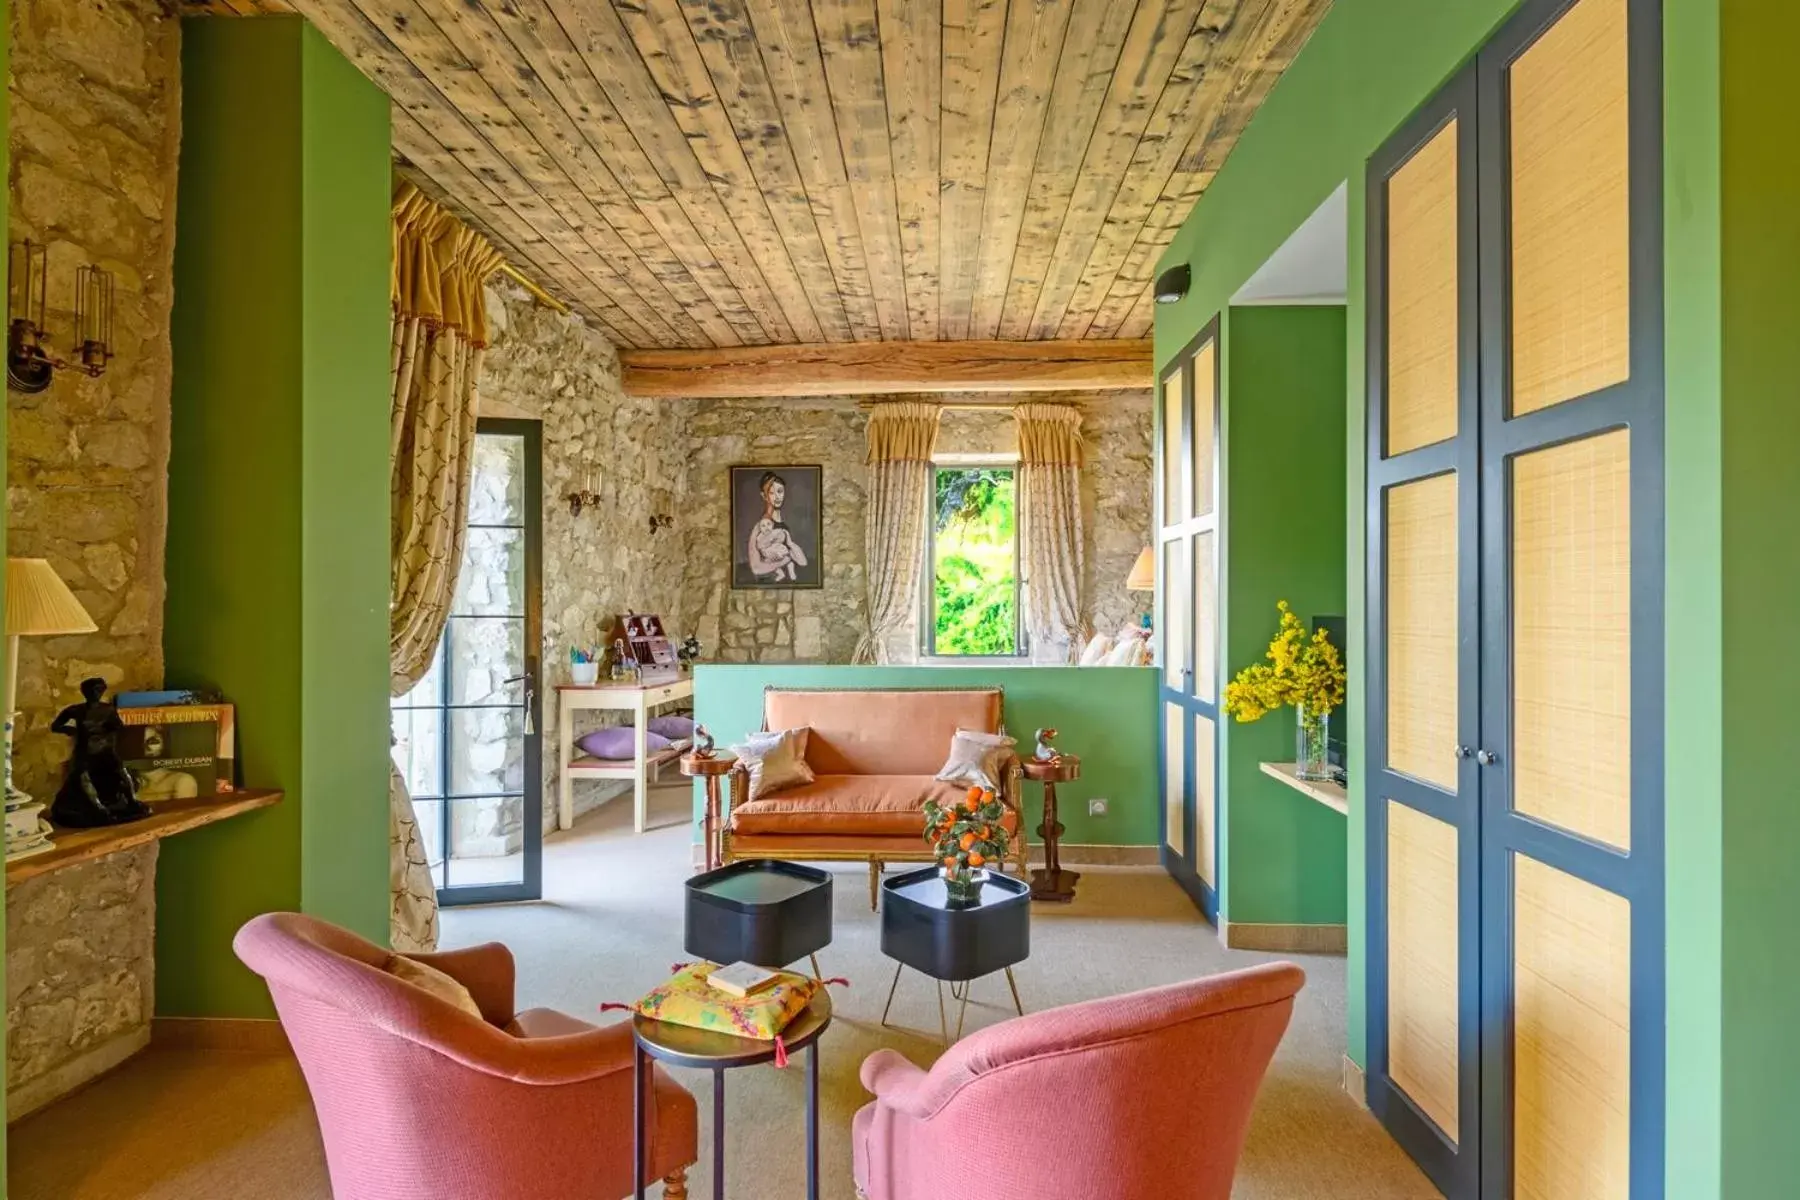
[880,961,903,1026]
[1005,966,1024,1016]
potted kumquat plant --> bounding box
[923,785,1010,905]
[1224,600,1347,781]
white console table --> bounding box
[556,678,694,834]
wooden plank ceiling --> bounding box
[189,0,1331,351]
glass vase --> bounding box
[1295,703,1331,781]
[940,866,988,906]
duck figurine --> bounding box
[1033,727,1061,764]
[692,724,716,759]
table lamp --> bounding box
[6,558,98,808]
[1125,546,1155,631]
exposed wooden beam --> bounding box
[621,339,1153,398]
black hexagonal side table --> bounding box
[684,859,832,974]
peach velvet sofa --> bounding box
[719,687,1026,907]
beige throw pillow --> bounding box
[385,953,484,1019]
[934,728,1017,791]
[732,727,815,800]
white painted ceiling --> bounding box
[1232,183,1348,306]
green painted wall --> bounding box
[1663,1,1722,1192]
[691,665,1160,846]
[1715,3,1800,1194]
[1151,0,1522,1069]
[160,15,391,1019]
[1218,306,1348,926]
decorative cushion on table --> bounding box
[934,728,1017,791]
[647,714,696,741]
[731,727,815,800]
[576,727,675,760]
[633,961,818,1042]
[384,954,484,1019]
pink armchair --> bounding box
[853,962,1304,1200]
[234,913,696,1200]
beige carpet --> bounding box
[7,782,1433,1199]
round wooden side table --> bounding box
[632,991,833,1200]
[1022,754,1082,902]
[681,752,736,871]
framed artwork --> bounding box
[729,464,823,589]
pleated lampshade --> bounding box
[1125,546,1156,592]
[6,558,98,637]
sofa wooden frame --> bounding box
[715,685,1030,908]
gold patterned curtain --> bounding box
[856,400,942,663]
[1015,402,1087,656]
[387,182,505,952]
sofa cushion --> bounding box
[729,775,976,837]
[763,689,1002,776]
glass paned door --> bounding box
[1158,318,1221,918]
[391,419,543,905]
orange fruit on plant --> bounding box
[942,856,958,868]
[965,785,984,803]
[959,832,976,850]
[968,852,985,867]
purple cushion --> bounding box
[576,727,674,760]
[647,714,695,740]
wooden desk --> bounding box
[557,678,695,834]
[1258,761,1348,816]
[6,789,283,886]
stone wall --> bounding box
[5,845,156,1120]
[5,0,180,1118]
[676,396,1154,665]
[679,398,867,665]
[6,0,180,795]
[1081,393,1156,639]
[476,283,690,834]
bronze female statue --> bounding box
[50,677,150,827]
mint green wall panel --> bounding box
[692,666,1159,847]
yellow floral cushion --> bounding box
[633,961,817,1041]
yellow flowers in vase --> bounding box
[1224,601,1346,781]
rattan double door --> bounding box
[1365,1,1663,1196]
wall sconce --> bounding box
[7,240,116,394]
[565,468,601,517]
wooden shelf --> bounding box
[6,789,283,887]
[1259,762,1348,816]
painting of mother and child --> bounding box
[730,465,824,589]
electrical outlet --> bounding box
[1088,797,1109,817]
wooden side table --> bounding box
[681,752,736,871]
[1022,755,1082,902]
[557,678,694,834]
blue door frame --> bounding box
[1159,317,1221,920]
[1364,1,1665,1195]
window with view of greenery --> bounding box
[928,466,1022,656]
